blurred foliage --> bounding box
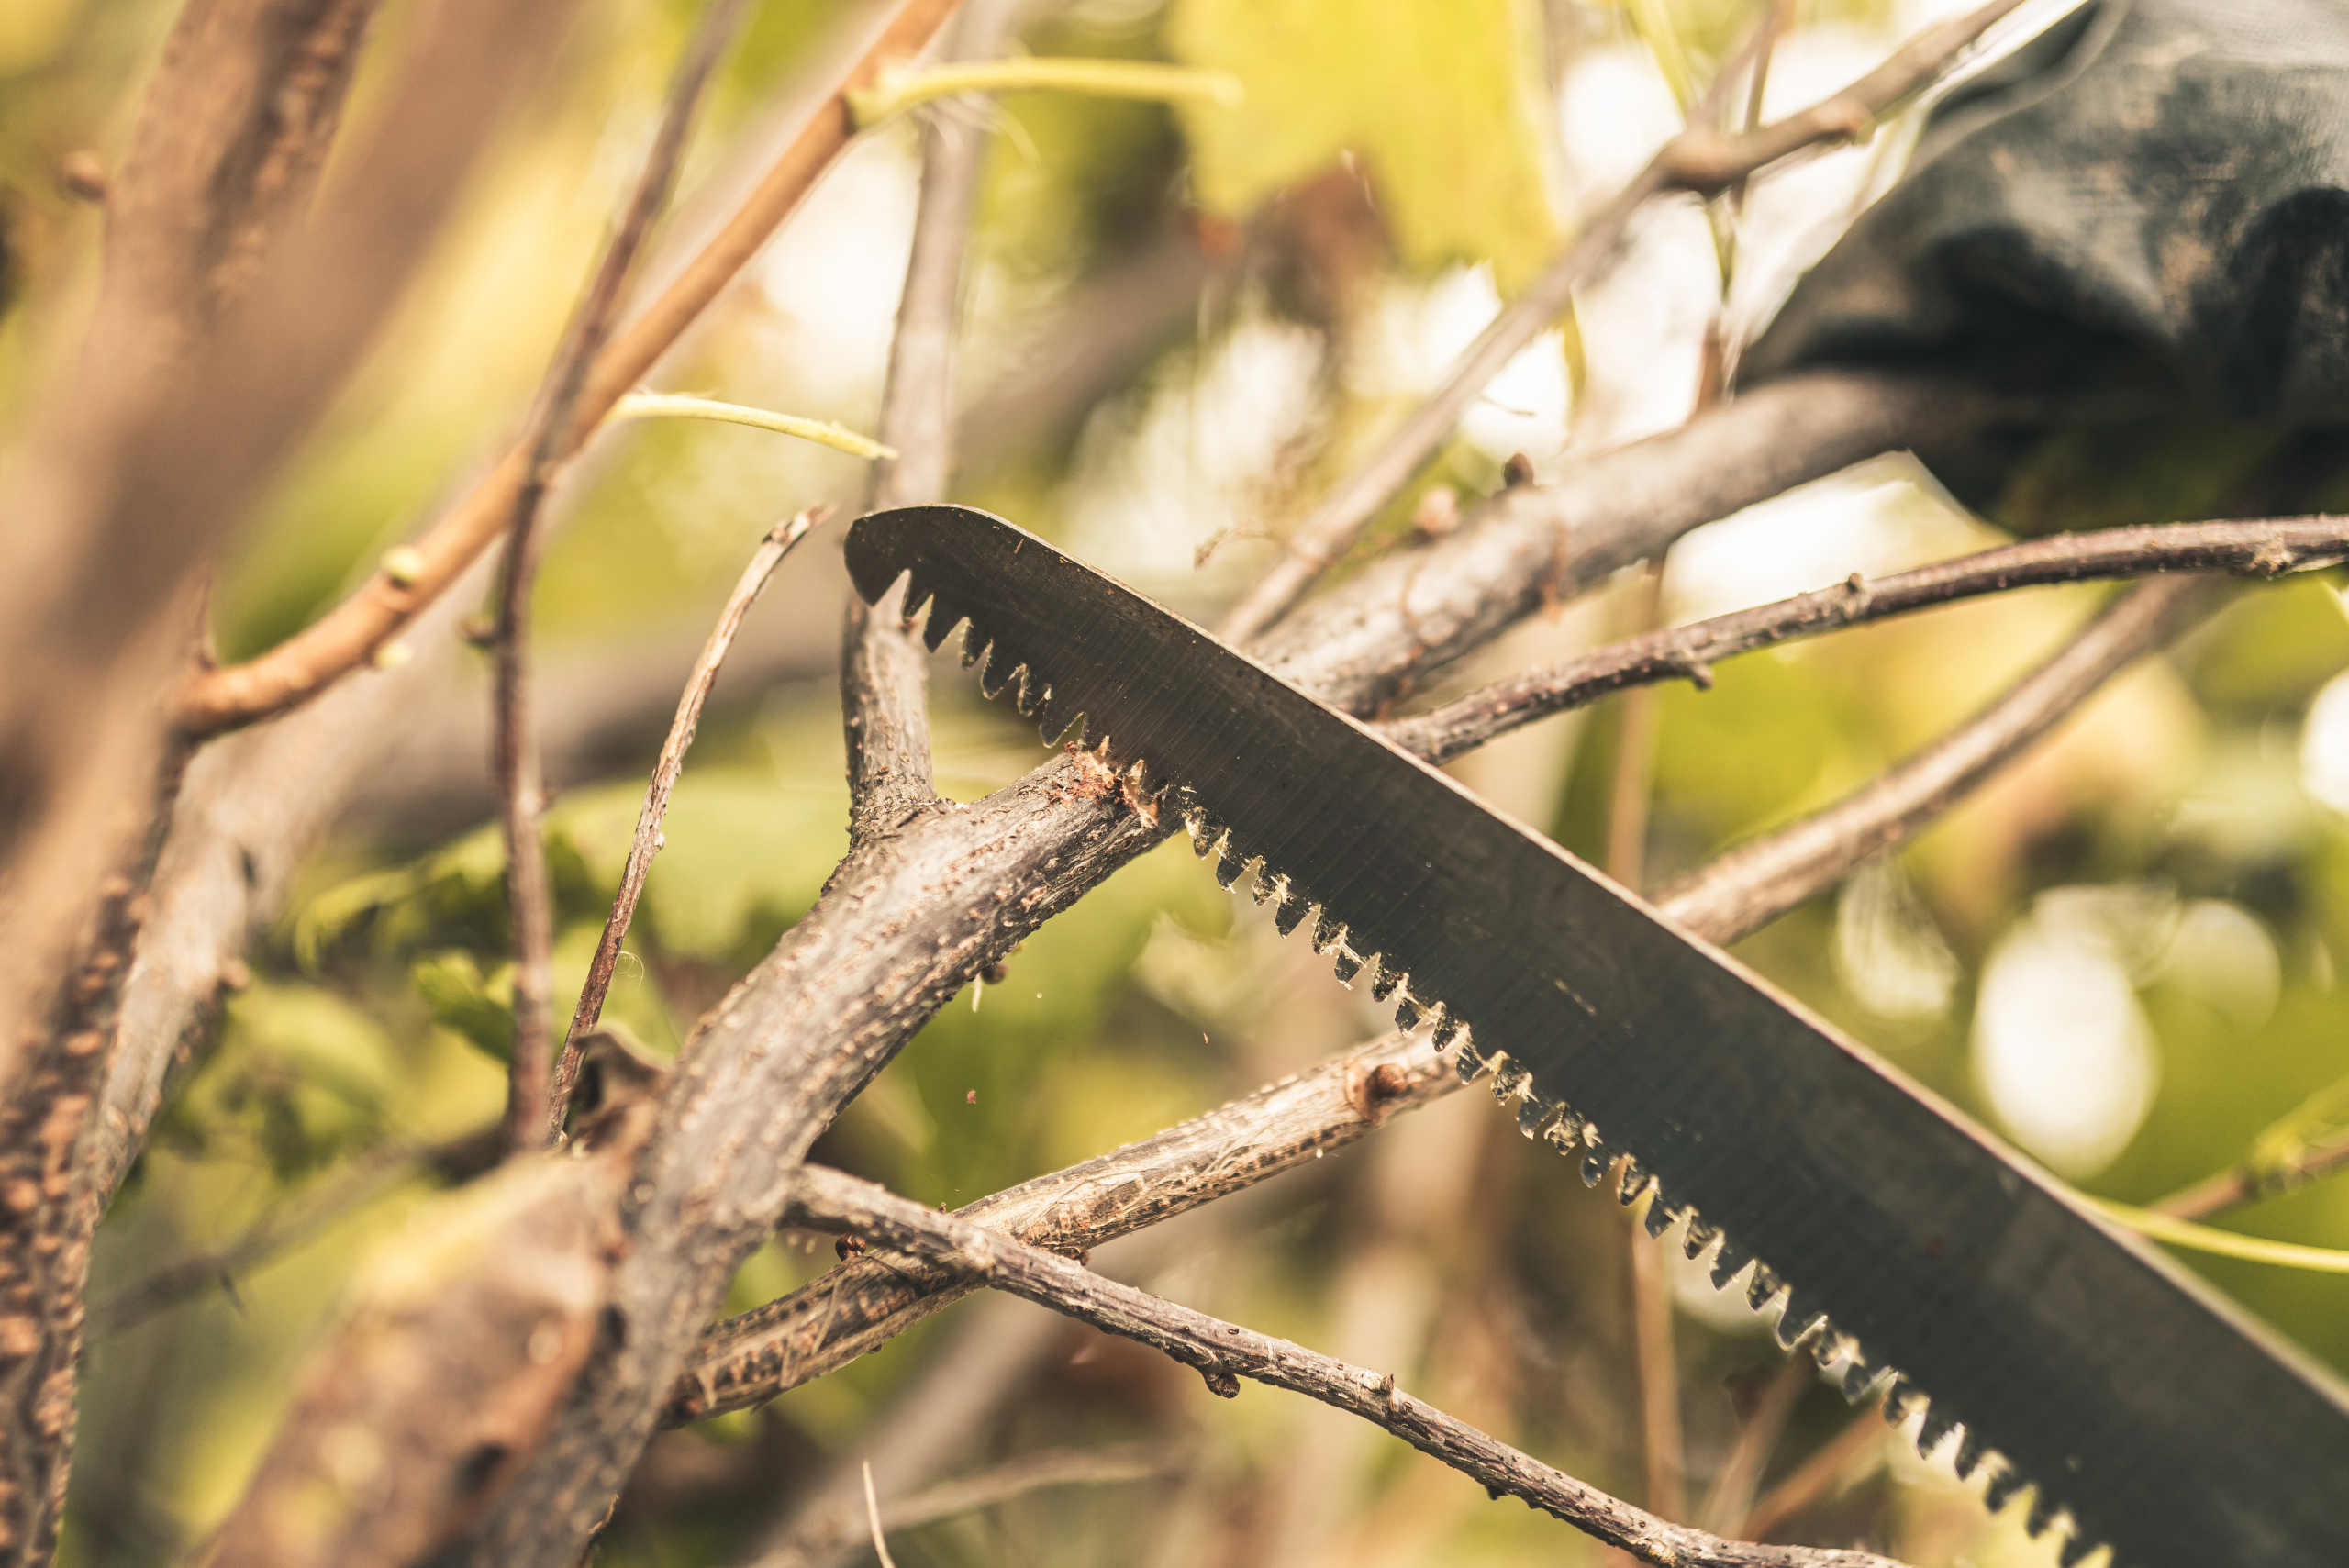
[9,0,2349,1565]
[1169,0,1560,290]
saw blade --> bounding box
[846,504,2349,1568]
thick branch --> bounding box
[1387,515,2347,764]
[1653,575,2224,945]
[1213,0,2027,646]
[786,1167,1908,1568]
[1254,371,2023,716]
[173,0,965,737]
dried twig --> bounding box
[173,0,965,737]
[872,1442,1185,1533]
[786,1166,1910,1568]
[495,0,751,1155]
[860,1462,897,1568]
[1387,515,2344,763]
[1653,576,2226,945]
[1214,0,2029,646]
[550,506,825,1132]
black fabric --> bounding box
[1742,0,2349,426]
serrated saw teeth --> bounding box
[848,517,2166,1568]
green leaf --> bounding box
[1167,0,1559,291]
[165,982,398,1179]
[411,950,515,1064]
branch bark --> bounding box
[1386,515,2347,765]
[785,1166,1910,1568]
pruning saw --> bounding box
[845,503,2349,1568]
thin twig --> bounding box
[550,506,827,1135]
[495,0,751,1156]
[1653,576,2227,945]
[861,1462,898,1568]
[875,1443,1185,1533]
[786,1167,1909,1568]
[173,0,965,737]
[1699,1360,1812,1537]
[1385,515,2345,766]
[1214,0,2027,647]
[2154,1126,2349,1222]
[1655,0,2031,193]
[1737,1405,1888,1542]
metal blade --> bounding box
[848,504,2349,1568]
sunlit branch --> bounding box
[1386,515,2346,766]
[788,1166,1912,1568]
[1651,576,2224,946]
[172,0,965,738]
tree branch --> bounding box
[1252,371,2025,716]
[666,1029,1446,1424]
[1652,575,2226,945]
[1386,515,2347,765]
[551,507,825,1130]
[172,0,967,738]
[845,0,1016,843]
[1656,0,2030,195]
[494,0,750,1155]
[785,1166,1909,1568]
[1213,0,2028,647]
